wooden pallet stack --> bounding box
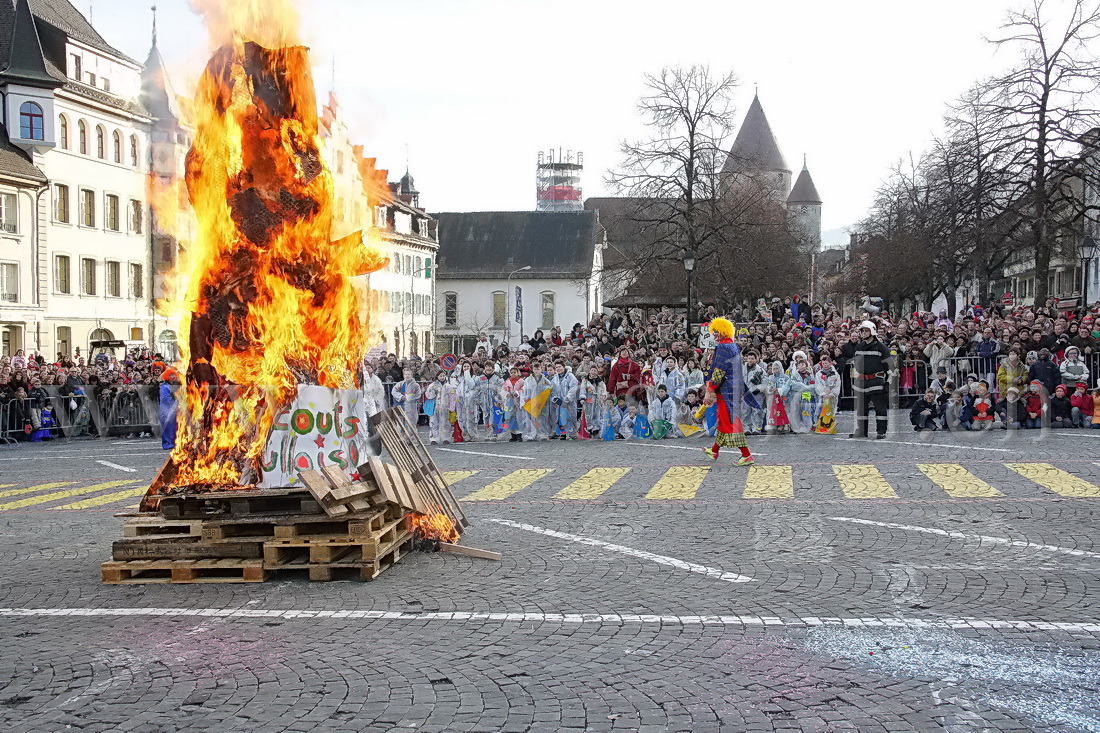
[101,408,473,584]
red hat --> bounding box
[1077,382,1088,390]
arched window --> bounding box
[95,125,105,159]
[112,130,121,163]
[129,135,139,167]
[58,114,69,149]
[77,120,87,154]
[19,102,44,140]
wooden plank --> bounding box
[112,538,263,560]
[297,468,349,517]
[438,543,502,561]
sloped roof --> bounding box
[27,0,138,66]
[787,164,822,204]
[140,44,182,123]
[583,196,676,271]
[434,211,599,279]
[721,94,790,175]
[0,123,46,182]
[0,0,63,87]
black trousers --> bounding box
[853,384,888,437]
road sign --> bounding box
[1002,292,1014,305]
[440,353,457,370]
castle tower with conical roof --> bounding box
[788,156,822,254]
[720,93,792,203]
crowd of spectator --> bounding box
[362,295,1100,439]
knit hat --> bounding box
[1076,382,1088,390]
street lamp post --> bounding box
[682,248,696,326]
[1080,235,1098,309]
[507,265,531,346]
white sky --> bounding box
[87,0,1025,236]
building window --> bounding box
[415,256,423,277]
[129,200,142,233]
[129,263,143,298]
[19,102,44,140]
[54,184,69,223]
[59,115,69,149]
[130,135,139,167]
[78,120,87,154]
[54,255,71,294]
[80,189,95,227]
[0,263,17,302]
[86,72,96,87]
[96,125,105,159]
[424,257,432,278]
[444,292,457,327]
[70,54,81,80]
[0,193,16,233]
[492,291,506,329]
[106,261,121,297]
[112,130,122,163]
[80,258,96,295]
[541,291,555,329]
[56,326,71,358]
[105,194,120,231]
[103,78,111,93]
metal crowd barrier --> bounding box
[0,386,161,445]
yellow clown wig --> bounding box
[708,317,735,340]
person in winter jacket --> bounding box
[1070,382,1093,428]
[995,386,1025,430]
[1026,349,1061,396]
[609,347,641,404]
[996,351,1028,397]
[969,381,996,430]
[910,389,942,431]
[1024,380,1047,429]
[1059,346,1090,388]
[975,328,1000,386]
[1050,384,1074,429]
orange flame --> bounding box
[161,1,385,490]
[410,513,460,544]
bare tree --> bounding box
[980,0,1100,305]
[606,65,806,310]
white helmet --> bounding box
[858,320,877,337]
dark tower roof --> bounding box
[787,160,822,205]
[0,0,64,87]
[399,171,418,195]
[721,94,790,175]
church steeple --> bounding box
[721,93,790,177]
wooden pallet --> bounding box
[368,407,468,531]
[122,517,205,539]
[297,467,391,517]
[112,537,264,561]
[264,534,414,581]
[364,455,433,515]
[157,488,323,519]
[101,558,266,584]
[196,509,395,542]
[264,516,409,563]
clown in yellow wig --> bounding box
[702,317,760,465]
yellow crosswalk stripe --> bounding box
[644,466,709,500]
[1005,463,1100,498]
[0,482,75,500]
[52,486,149,510]
[743,465,793,499]
[441,470,479,484]
[0,481,139,511]
[834,465,898,499]
[558,467,631,500]
[918,463,1003,498]
[462,469,553,501]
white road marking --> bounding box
[435,447,535,460]
[486,518,754,583]
[1055,432,1100,438]
[829,516,1100,560]
[2,607,1100,633]
[859,439,1015,453]
[96,460,138,473]
[0,451,164,462]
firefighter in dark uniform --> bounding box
[843,320,895,439]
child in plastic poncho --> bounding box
[548,362,580,439]
[390,369,422,428]
[476,363,505,441]
[424,371,452,445]
[501,367,527,442]
[742,351,767,435]
[813,354,842,434]
[613,395,633,439]
[579,367,606,438]
[765,361,793,434]
[361,362,386,417]
[522,368,553,441]
[662,357,686,406]
[785,351,816,434]
[649,384,680,438]
[456,363,482,441]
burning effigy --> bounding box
[102,1,473,584]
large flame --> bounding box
[161,2,385,490]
